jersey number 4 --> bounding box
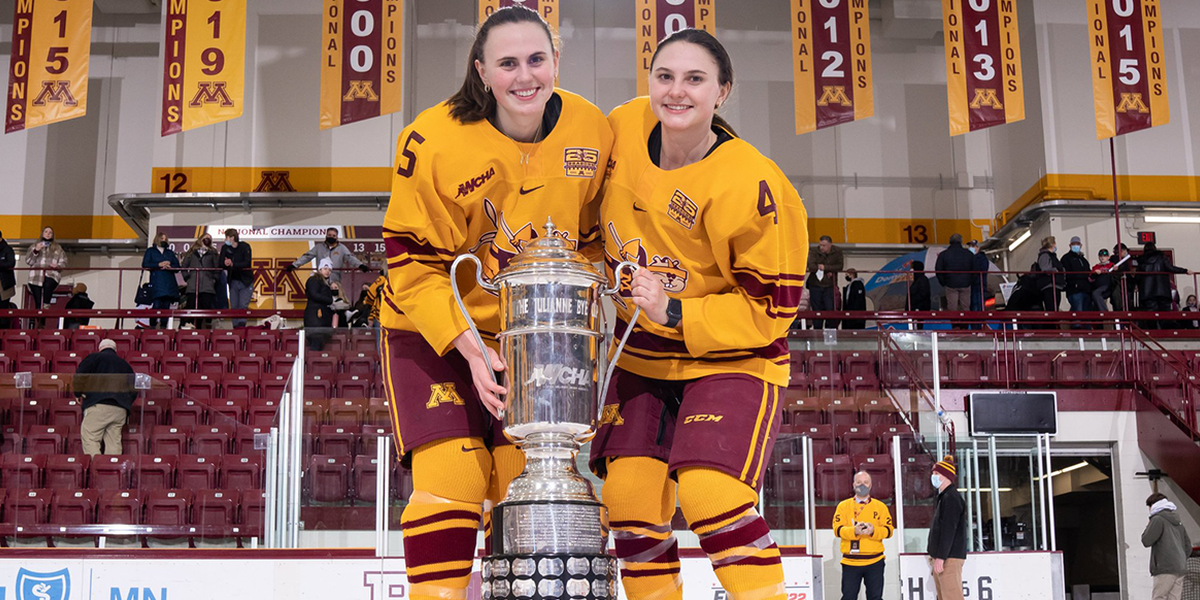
[757,180,778,225]
[396,131,426,178]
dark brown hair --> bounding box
[447,6,557,123]
[224,228,239,241]
[650,28,737,136]
[1146,492,1168,507]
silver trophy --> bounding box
[451,219,637,600]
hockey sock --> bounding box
[604,457,683,600]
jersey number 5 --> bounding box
[757,180,778,225]
[396,131,426,178]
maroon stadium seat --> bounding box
[129,398,165,428]
[947,351,987,383]
[1016,351,1054,383]
[349,333,377,353]
[221,376,256,403]
[50,489,99,526]
[334,375,373,400]
[177,455,221,491]
[307,354,339,376]
[241,490,266,532]
[210,330,242,354]
[304,377,333,400]
[25,424,68,454]
[169,398,206,428]
[11,398,47,427]
[245,330,279,353]
[210,398,248,425]
[308,455,351,503]
[197,356,231,376]
[193,425,234,455]
[261,375,289,400]
[139,330,173,355]
[805,351,839,379]
[366,398,391,426]
[125,352,158,375]
[16,352,49,374]
[247,399,281,428]
[814,454,853,502]
[860,397,899,426]
[842,351,878,380]
[120,426,151,455]
[3,454,48,489]
[31,373,70,400]
[281,333,301,354]
[267,353,297,375]
[71,330,102,354]
[50,352,84,374]
[781,391,822,427]
[317,426,357,457]
[182,376,218,402]
[107,331,140,354]
[45,454,89,489]
[150,426,192,455]
[134,455,178,491]
[37,330,71,353]
[822,397,858,427]
[1090,351,1126,382]
[144,489,191,527]
[1053,351,1089,383]
[89,455,136,490]
[877,425,922,457]
[2,331,35,353]
[302,399,329,431]
[352,455,379,503]
[344,352,377,376]
[233,354,267,377]
[329,398,367,427]
[193,489,238,528]
[360,426,390,457]
[161,353,194,377]
[837,424,876,456]
[795,424,836,456]
[900,454,936,500]
[222,455,262,491]
[97,490,141,524]
[3,488,52,524]
[174,330,208,354]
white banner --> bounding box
[204,225,348,240]
[0,554,822,600]
[898,552,1065,600]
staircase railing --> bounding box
[1126,327,1200,441]
[879,332,956,456]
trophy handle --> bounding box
[598,261,642,411]
[449,254,505,417]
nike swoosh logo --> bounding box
[519,185,545,195]
[461,445,486,453]
[633,203,647,212]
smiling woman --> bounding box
[375,7,615,600]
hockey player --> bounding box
[377,7,613,600]
[590,29,809,600]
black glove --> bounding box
[359,264,370,273]
[284,264,297,272]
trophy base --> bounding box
[481,553,617,600]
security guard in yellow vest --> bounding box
[832,471,894,600]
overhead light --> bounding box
[960,487,1013,493]
[1007,230,1032,252]
[1145,215,1200,224]
[1035,461,1090,480]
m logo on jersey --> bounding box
[343,80,380,102]
[455,167,496,199]
[969,89,1003,110]
[667,190,698,231]
[817,86,852,107]
[604,222,691,308]
[564,147,600,178]
[31,81,78,107]
[189,82,236,108]
[426,383,465,409]
[254,171,296,192]
[1116,92,1150,114]
[599,405,625,426]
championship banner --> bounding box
[479,0,559,32]
[941,0,1025,136]
[1087,0,1168,139]
[161,0,246,136]
[6,0,93,134]
[790,0,874,135]
[320,0,404,130]
[636,0,715,96]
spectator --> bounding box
[1142,492,1192,600]
[220,228,254,328]
[935,233,975,314]
[806,235,844,329]
[1183,295,1199,329]
[842,268,867,329]
[285,227,369,284]
[1137,242,1188,325]
[1110,244,1136,311]
[63,282,94,329]
[305,258,337,350]
[1036,236,1064,312]
[833,471,893,600]
[907,261,932,312]
[180,232,220,329]
[74,339,136,456]
[0,229,14,303]
[141,232,181,329]
[25,225,66,318]
[1005,264,1043,311]
[1091,248,1113,311]
[1062,237,1092,329]
[928,456,967,600]
[967,240,990,311]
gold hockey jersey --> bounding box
[381,89,614,355]
[602,98,808,387]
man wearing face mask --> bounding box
[806,235,844,329]
[842,268,867,329]
[928,456,967,600]
[285,227,369,284]
[1062,237,1094,326]
[833,471,893,600]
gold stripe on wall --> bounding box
[998,174,1200,226]
[0,215,138,239]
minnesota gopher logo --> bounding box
[426,383,465,409]
[1116,92,1150,114]
[817,85,852,107]
[254,171,296,192]
[969,88,1003,110]
[468,199,578,282]
[599,405,624,426]
[604,222,690,307]
[31,81,78,107]
[189,82,235,107]
[343,80,380,102]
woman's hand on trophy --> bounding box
[629,268,669,325]
[452,330,508,419]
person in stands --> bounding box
[1091,248,1113,311]
[967,240,991,311]
[304,259,337,350]
[1137,242,1188,328]
[220,228,254,328]
[285,227,369,284]
[842,268,867,329]
[63,282,94,329]
[935,233,975,314]
[141,231,181,329]
[26,226,66,327]
[1062,236,1093,314]
[1110,244,1136,311]
[0,229,15,305]
[180,231,220,329]
[1036,236,1064,312]
[806,235,844,328]
[907,261,931,313]
[74,339,136,456]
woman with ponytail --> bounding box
[376,7,613,600]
